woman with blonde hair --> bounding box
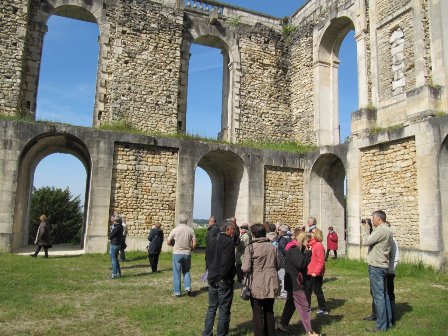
[31,214,51,258]
[306,228,328,315]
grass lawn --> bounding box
[1,251,447,335]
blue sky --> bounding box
[34,0,357,219]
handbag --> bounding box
[241,244,254,300]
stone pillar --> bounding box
[355,31,369,109]
[175,145,196,226]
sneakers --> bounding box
[276,323,290,332]
[186,289,193,297]
[172,293,181,297]
[316,309,329,315]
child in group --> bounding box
[325,226,338,260]
[306,228,328,315]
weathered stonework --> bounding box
[360,137,419,249]
[0,0,28,116]
[110,143,178,236]
[289,26,316,145]
[378,9,415,101]
[101,1,183,133]
[264,166,304,228]
[237,25,292,143]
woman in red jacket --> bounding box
[306,228,328,315]
[325,226,338,260]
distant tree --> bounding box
[29,186,84,245]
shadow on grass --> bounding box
[395,302,412,322]
[228,320,253,336]
[325,297,347,310]
[323,276,338,284]
[121,263,149,269]
[188,286,209,297]
[125,255,148,262]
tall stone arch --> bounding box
[180,17,241,142]
[314,12,369,146]
[195,150,249,223]
[22,0,106,124]
[12,133,91,250]
[309,153,346,254]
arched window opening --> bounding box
[193,167,212,224]
[29,153,87,248]
[338,30,358,143]
[36,14,99,126]
[309,154,347,254]
[317,17,359,146]
[186,43,225,140]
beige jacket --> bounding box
[242,237,279,299]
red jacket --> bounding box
[307,239,325,276]
[327,231,338,250]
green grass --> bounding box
[1,252,447,335]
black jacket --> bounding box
[284,246,311,291]
[277,235,291,268]
[205,224,220,267]
[206,232,236,284]
[109,223,124,246]
[147,228,164,254]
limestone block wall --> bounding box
[360,137,419,249]
[376,0,410,19]
[264,166,304,228]
[289,26,316,145]
[0,0,28,116]
[377,8,415,101]
[110,143,178,237]
[100,0,183,133]
[237,25,292,143]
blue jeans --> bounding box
[202,280,234,336]
[172,254,191,295]
[110,244,121,277]
[369,265,392,331]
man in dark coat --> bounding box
[202,219,236,336]
[147,222,164,273]
[109,215,124,279]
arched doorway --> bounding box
[195,150,248,223]
[309,154,346,254]
[12,133,91,251]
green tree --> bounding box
[29,186,84,245]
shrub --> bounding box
[194,227,208,248]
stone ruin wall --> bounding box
[101,0,183,133]
[237,25,293,143]
[0,0,28,116]
[110,143,178,237]
[377,7,416,102]
[288,26,316,145]
[264,166,304,229]
[360,137,419,249]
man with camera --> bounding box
[202,219,236,336]
[361,210,394,333]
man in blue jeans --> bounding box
[362,210,393,332]
[167,214,197,297]
[202,219,236,336]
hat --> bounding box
[179,214,188,224]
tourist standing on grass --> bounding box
[306,228,329,315]
[325,226,338,260]
[278,231,320,336]
[31,214,51,258]
[277,224,291,299]
[202,219,237,336]
[306,217,317,233]
[147,222,164,273]
[242,223,279,336]
[119,215,128,262]
[362,210,393,333]
[167,214,197,297]
[235,223,250,283]
[230,216,240,246]
[109,215,124,279]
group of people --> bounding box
[106,209,398,335]
[198,216,338,336]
